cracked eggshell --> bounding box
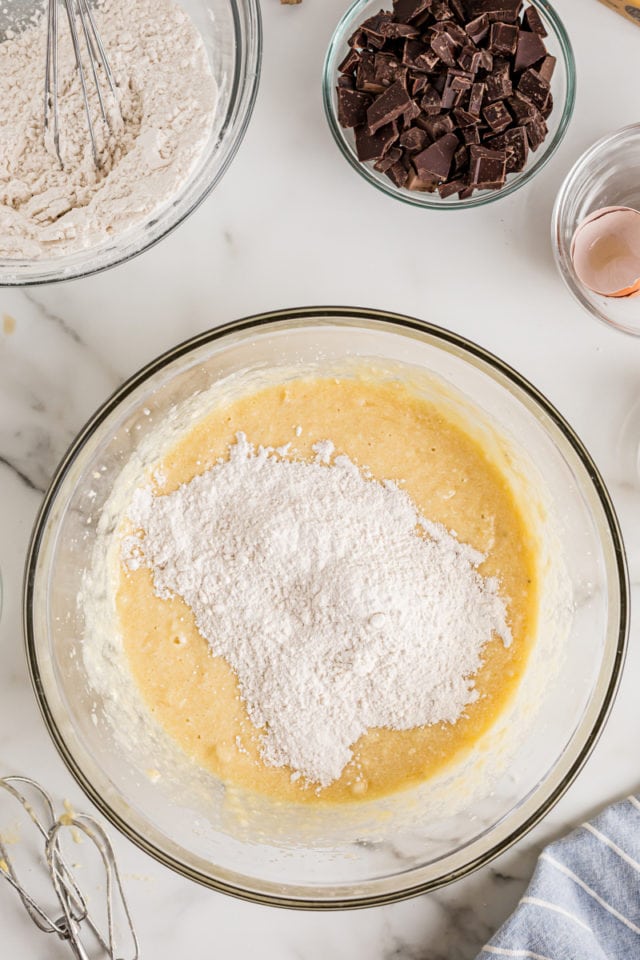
[570,205,640,298]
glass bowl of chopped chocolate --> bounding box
[323,0,575,207]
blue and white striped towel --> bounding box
[477,795,640,960]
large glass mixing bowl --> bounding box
[0,0,261,285]
[24,308,628,907]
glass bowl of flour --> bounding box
[0,0,261,284]
[24,309,628,907]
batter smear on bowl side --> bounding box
[116,374,538,803]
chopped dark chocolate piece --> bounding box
[374,52,402,84]
[438,178,467,198]
[485,62,512,101]
[411,74,428,95]
[453,107,480,128]
[420,85,443,114]
[337,75,355,89]
[367,79,413,132]
[453,143,468,174]
[442,69,472,108]
[523,5,547,36]
[406,169,438,191]
[414,131,459,180]
[386,159,410,186]
[431,0,454,20]
[393,0,430,22]
[468,81,485,115]
[483,99,511,132]
[380,20,421,38]
[458,45,483,73]
[355,120,399,161]
[469,143,506,188]
[477,48,494,71]
[507,92,535,122]
[465,13,490,44]
[399,126,429,151]
[402,38,437,69]
[449,0,467,20]
[401,99,422,126]
[462,124,481,143]
[459,185,475,198]
[361,11,393,48]
[348,27,367,48]
[517,68,550,110]
[514,29,546,71]
[374,146,403,171]
[338,87,372,128]
[490,21,518,54]
[442,20,469,45]
[413,47,441,71]
[356,51,386,93]
[430,31,459,67]
[339,48,360,75]
[525,110,547,150]
[467,0,522,22]
[541,90,553,120]
[537,54,556,84]
[486,125,528,171]
[420,113,456,139]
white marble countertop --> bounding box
[1,0,639,956]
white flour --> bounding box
[123,434,512,787]
[0,0,217,258]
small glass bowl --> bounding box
[552,123,640,336]
[323,0,575,210]
[0,0,261,285]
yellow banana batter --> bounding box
[117,374,538,804]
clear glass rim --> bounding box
[0,0,263,287]
[24,307,629,909]
[322,0,576,211]
[551,122,640,337]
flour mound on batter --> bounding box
[122,433,512,787]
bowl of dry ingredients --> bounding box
[0,0,261,284]
[25,309,627,906]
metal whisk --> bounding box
[44,0,121,169]
[0,775,139,960]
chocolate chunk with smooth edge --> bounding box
[356,52,386,93]
[438,178,467,198]
[465,13,490,43]
[392,0,430,22]
[430,32,459,67]
[453,107,479,128]
[485,63,512,101]
[339,48,360,74]
[468,81,485,115]
[514,29,546,71]
[421,112,456,139]
[537,54,556,84]
[414,131,459,179]
[337,75,355,89]
[420,85,442,114]
[355,120,399,160]
[374,146,402,171]
[507,93,535,122]
[442,20,469,45]
[483,99,511,132]
[380,20,421,38]
[406,169,438,191]
[467,0,522,22]
[387,159,409,186]
[458,46,482,73]
[541,90,553,119]
[338,87,372,127]
[361,12,393,47]
[517,68,550,109]
[367,79,413,132]
[523,5,547,35]
[399,126,428,151]
[374,52,402,84]
[469,143,506,187]
[525,111,547,150]
[490,21,518,54]
[486,125,528,170]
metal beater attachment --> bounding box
[44,0,121,169]
[0,776,139,960]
